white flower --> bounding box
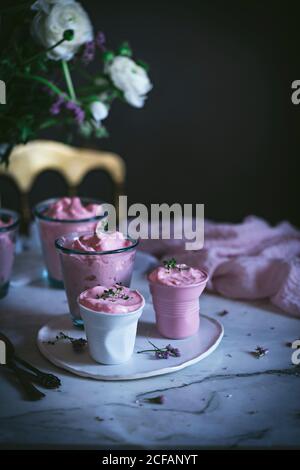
[31,0,73,14]
[31,0,93,61]
[107,56,152,108]
[90,101,109,123]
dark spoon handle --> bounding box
[15,355,48,375]
[8,362,45,401]
[14,355,61,388]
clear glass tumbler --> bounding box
[33,198,106,288]
[55,232,139,327]
[0,209,20,299]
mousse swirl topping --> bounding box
[45,197,102,220]
[71,231,132,252]
[149,258,207,287]
[79,284,143,313]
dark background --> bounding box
[1,0,300,226]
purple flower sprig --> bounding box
[49,95,85,125]
[50,95,66,115]
[65,100,85,124]
[81,40,96,65]
[80,31,106,64]
[95,31,106,51]
[137,340,181,359]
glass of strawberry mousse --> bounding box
[55,230,139,327]
[79,284,145,364]
[33,197,105,288]
[0,209,20,299]
[148,260,209,339]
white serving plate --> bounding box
[37,306,224,381]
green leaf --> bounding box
[137,59,149,72]
[94,125,109,139]
[102,51,115,63]
[79,121,93,138]
[118,41,132,57]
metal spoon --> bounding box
[0,333,45,400]
[0,332,61,389]
[0,332,61,388]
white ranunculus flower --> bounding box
[31,0,93,61]
[107,56,152,108]
[90,101,109,123]
[31,0,73,14]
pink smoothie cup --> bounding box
[148,271,209,339]
[0,209,20,299]
[33,197,106,288]
[55,232,139,327]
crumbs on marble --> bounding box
[217,310,229,316]
[136,395,165,405]
[95,416,104,422]
[251,346,269,358]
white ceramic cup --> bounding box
[78,296,145,365]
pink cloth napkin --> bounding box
[139,216,300,317]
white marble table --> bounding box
[0,250,300,449]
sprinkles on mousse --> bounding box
[148,258,208,287]
[79,284,144,314]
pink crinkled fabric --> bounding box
[139,216,300,317]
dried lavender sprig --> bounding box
[47,331,87,353]
[166,344,181,357]
[137,340,181,359]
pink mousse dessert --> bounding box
[34,197,104,287]
[148,259,208,339]
[56,230,138,326]
[79,285,144,313]
[78,285,145,364]
[0,209,20,299]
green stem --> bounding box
[23,37,67,66]
[137,349,166,354]
[39,119,59,130]
[17,73,65,97]
[148,340,161,350]
[61,60,76,101]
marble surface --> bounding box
[0,250,300,449]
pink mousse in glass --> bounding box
[56,231,139,327]
[0,209,20,299]
[148,260,209,339]
[34,197,105,287]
